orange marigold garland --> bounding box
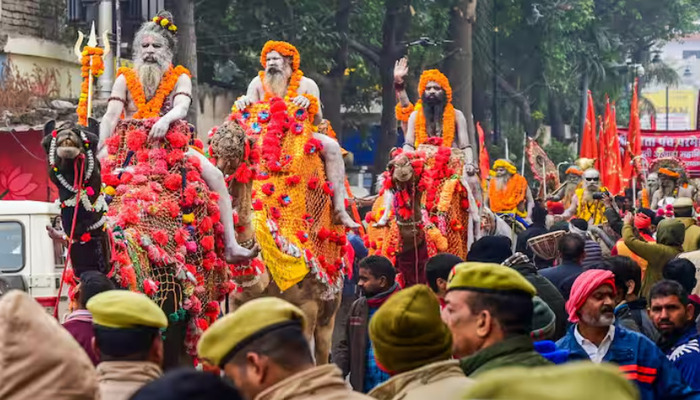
[489,173,528,213]
[413,69,455,147]
[118,65,190,119]
[395,102,415,122]
[77,46,105,126]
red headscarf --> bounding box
[634,213,651,231]
[565,269,616,323]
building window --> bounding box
[0,221,24,273]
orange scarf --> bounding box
[489,174,528,213]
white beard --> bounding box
[264,70,289,98]
[136,63,167,100]
[495,174,510,191]
[581,312,614,328]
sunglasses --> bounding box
[585,177,599,182]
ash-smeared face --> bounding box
[54,128,83,160]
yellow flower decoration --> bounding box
[160,18,169,27]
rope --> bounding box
[53,154,86,319]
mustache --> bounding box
[600,305,614,314]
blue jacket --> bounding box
[665,325,700,391]
[557,325,699,400]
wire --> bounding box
[8,131,46,161]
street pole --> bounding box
[97,0,114,99]
[115,0,121,68]
[666,86,670,130]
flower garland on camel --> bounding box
[413,69,456,148]
[117,65,190,119]
[77,46,105,126]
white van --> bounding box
[0,200,67,312]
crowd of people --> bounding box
[3,196,700,400]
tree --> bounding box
[165,0,199,125]
[349,0,413,185]
[444,0,477,160]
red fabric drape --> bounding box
[477,122,490,183]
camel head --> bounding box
[42,119,99,164]
[209,120,256,176]
[386,149,425,188]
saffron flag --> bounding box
[623,78,642,185]
[477,122,490,183]
[598,98,622,195]
[581,90,598,169]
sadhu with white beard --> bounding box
[486,159,534,224]
[233,41,359,228]
[562,168,607,225]
[97,10,256,263]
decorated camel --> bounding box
[366,144,480,285]
[210,98,347,364]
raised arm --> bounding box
[97,75,127,159]
[394,57,413,133]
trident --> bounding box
[74,22,111,120]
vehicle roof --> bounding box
[0,200,59,216]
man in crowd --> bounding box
[335,255,400,392]
[611,208,656,274]
[674,197,700,252]
[198,297,371,400]
[462,363,638,400]
[425,253,464,309]
[622,213,685,298]
[444,262,550,377]
[569,218,603,269]
[468,236,567,340]
[367,285,473,399]
[0,291,100,400]
[556,270,697,400]
[62,271,115,365]
[649,280,700,390]
[664,258,700,322]
[87,290,167,400]
[540,233,586,299]
[516,204,549,260]
[599,256,658,341]
[131,369,244,400]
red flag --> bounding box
[581,90,598,169]
[623,78,642,184]
[598,98,622,195]
[476,122,490,183]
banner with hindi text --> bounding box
[618,128,700,178]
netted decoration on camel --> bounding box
[365,144,471,261]
[227,97,347,295]
[102,118,231,355]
